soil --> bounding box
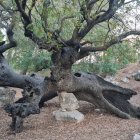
[0,63,140,140]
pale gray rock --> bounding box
[53,110,84,123]
[133,134,140,140]
[112,81,119,85]
[104,75,119,85]
[59,91,79,111]
[0,87,16,107]
[94,108,101,113]
[122,77,129,83]
[54,92,84,122]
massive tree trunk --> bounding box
[1,45,140,133]
[48,47,140,119]
[1,0,140,133]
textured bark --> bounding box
[0,54,45,133]
[1,0,140,133]
[45,47,140,119]
[2,46,140,133]
[39,72,140,119]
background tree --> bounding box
[0,0,140,133]
[6,28,52,74]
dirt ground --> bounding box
[0,63,140,140]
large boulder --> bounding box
[59,91,79,111]
[0,87,16,107]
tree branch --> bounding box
[87,0,100,13]
[80,30,140,53]
[28,0,36,18]
[14,0,57,51]
[0,55,43,88]
[65,0,124,46]
[78,0,121,40]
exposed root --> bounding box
[103,90,140,118]
[39,72,140,119]
[3,72,140,134]
[4,102,40,133]
[73,72,140,119]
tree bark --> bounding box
[2,47,140,133]
[45,47,140,119]
[3,0,139,133]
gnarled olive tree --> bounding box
[0,0,140,133]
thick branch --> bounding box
[87,0,100,11]
[0,54,43,88]
[14,0,56,51]
[65,0,126,46]
[78,0,121,40]
[0,41,5,46]
[80,30,140,54]
[15,0,31,24]
[47,69,140,119]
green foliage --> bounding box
[5,28,51,73]
[73,62,120,75]
[73,41,138,76]
[1,0,139,75]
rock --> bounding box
[59,92,79,111]
[104,75,119,85]
[121,77,129,83]
[54,92,84,122]
[0,87,16,107]
[133,134,140,140]
[94,108,101,113]
[53,110,84,123]
[104,75,114,82]
[112,81,119,85]
[132,71,140,81]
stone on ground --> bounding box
[59,91,79,111]
[53,110,84,123]
[133,134,140,140]
[104,75,119,85]
[54,92,84,122]
[121,77,129,83]
[132,71,140,81]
